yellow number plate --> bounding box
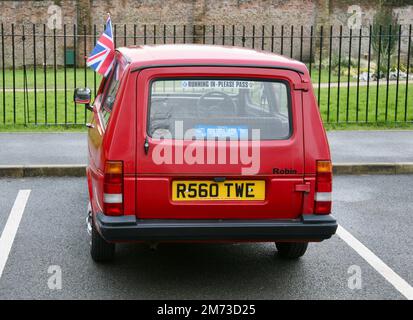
[172,180,265,201]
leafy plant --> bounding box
[371,3,400,74]
[324,55,357,76]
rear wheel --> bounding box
[90,222,115,262]
[275,242,308,259]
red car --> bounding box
[74,45,337,262]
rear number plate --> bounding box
[172,180,265,201]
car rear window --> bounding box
[148,78,291,140]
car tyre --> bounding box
[275,242,308,259]
[90,222,115,262]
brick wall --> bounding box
[0,0,412,67]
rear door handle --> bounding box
[86,123,95,129]
[295,183,311,193]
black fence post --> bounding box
[336,25,343,123]
[261,25,265,50]
[242,25,245,47]
[365,25,372,123]
[271,25,274,53]
[385,25,392,122]
[280,25,284,55]
[53,28,57,125]
[309,26,313,76]
[299,25,303,61]
[84,25,87,124]
[73,24,77,124]
[43,24,48,125]
[356,27,362,122]
[395,24,401,121]
[0,23,411,127]
[405,25,411,122]
[212,25,215,45]
[346,28,352,122]
[317,25,323,108]
[124,24,127,46]
[33,24,37,125]
[22,25,27,126]
[252,25,255,49]
[327,25,333,122]
[1,23,4,124]
[375,25,382,122]
[114,24,117,48]
[11,24,16,124]
[64,24,67,125]
[93,24,97,97]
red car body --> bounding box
[80,45,337,261]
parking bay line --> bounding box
[0,190,31,279]
[0,191,411,299]
[336,225,413,300]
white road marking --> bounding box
[0,190,31,279]
[0,189,411,300]
[337,225,413,300]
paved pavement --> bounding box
[327,131,413,163]
[0,133,87,165]
[0,175,411,299]
[0,131,412,165]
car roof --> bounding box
[117,45,307,74]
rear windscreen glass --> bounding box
[148,79,291,140]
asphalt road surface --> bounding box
[0,175,412,299]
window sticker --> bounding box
[194,125,249,139]
[181,80,253,89]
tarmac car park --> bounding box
[0,46,411,300]
[73,45,337,262]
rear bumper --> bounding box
[95,213,338,242]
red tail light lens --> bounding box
[314,160,332,214]
[103,161,123,216]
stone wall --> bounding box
[0,0,412,67]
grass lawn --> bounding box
[0,90,89,126]
[0,66,356,90]
[0,67,102,90]
[0,67,412,131]
[318,84,413,124]
[308,68,358,84]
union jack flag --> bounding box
[86,15,115,77]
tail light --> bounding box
[314,160,332,214]
[103,161,123,216]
